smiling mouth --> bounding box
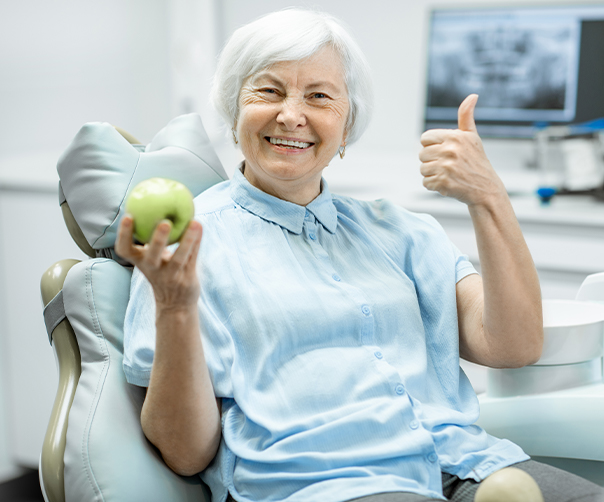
[266,137,314,149]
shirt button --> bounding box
[361,305,371,316]
[332,274,341,282]
[309,232,317,240]
[428,453,438,463]
[374,351,383,359]
[395,384,405,395]
[409,420,419,430]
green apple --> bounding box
[125,177,194,244]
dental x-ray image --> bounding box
[425,12,580,122]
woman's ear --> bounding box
[232,122,239,144]
[341,127,348,147]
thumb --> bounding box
[458,94,478,133]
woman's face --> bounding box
[236,46,349,205]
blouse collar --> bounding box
[229,165,337,235]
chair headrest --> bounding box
[57,114,228,251]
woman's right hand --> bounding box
[115,215,203,310]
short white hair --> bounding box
[210,8,373,146]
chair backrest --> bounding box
[40,114,227,502]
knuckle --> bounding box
[442,146,458,160]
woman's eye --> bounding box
[261,88,277,94]
[312,93,327,99]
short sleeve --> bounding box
[452,242,478,283]
[123,267,156,387]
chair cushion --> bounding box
[57,113,228,250]
[62,259,209,501]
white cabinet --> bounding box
[0,184,86,469]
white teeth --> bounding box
[269,137,311,149]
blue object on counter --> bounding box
[569,118,604,135]
[537,187,557,204]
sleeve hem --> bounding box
[123,365,151,387]
[456,263,479,284]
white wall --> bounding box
[0,0,172,157]
[0,0,174,480]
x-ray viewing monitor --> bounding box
[424,4,604,138]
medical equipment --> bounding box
[535,120,604,203]
[423,4,604,139]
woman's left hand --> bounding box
[419,94,506,208]
[419,94,543,368]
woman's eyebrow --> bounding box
[250,72,284,86]
[306,81,342,92]
[251,73,343,93]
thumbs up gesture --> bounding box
[419,94,507,207]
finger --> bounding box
[422,173,447,195]
[422,174,437,191]
[115,215,138,260]
[184,222,203,272]
[458,94,478,133]
[418,144,443,163]
[420,129,448,147]
[419,161,439,177]
[170,221,202,269]
[146,220,172,267]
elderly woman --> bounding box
[116,9,603,502]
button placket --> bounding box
[360,308,374,345]
[303,213,318,243]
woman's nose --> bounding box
[276,98,306,130]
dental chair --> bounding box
[39,114,227,502]
[40,112,604,501]
[477,275,604,486]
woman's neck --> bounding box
[242,163,322,206]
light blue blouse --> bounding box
[123,167,528,502]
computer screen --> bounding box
[424,4,604,138]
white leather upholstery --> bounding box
[48,113,227,501]
[62,259,209,501]
[57,113,227,250]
